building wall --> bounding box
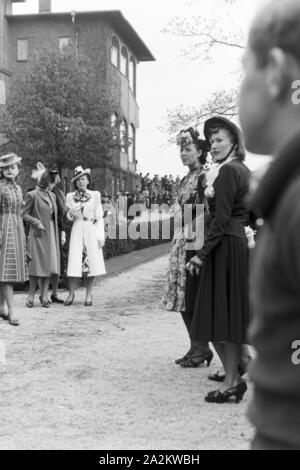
[6,13,141,195]
[0,0,13,103]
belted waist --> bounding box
[83,216,97,224]
[224,218,247,238]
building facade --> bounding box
[1,0,154,195]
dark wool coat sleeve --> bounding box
[197,164,238,261]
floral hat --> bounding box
[176,128,209,152]
[71,166,91,183]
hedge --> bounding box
[16,217,174,291]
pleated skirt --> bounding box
[190,235,249,344]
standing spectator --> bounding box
[239,0,300,449]
[64,166,106,306]
[187,117,250,403]
[161,128,213,367]
[49,169,66,303]
[0,153,28,326]
[23,169,61,308]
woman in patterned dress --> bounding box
[64,166,106,306]
[161,128,213,367]
[0,153,28,326]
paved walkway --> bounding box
[0,245,253,450]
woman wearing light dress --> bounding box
[64,166,106,306]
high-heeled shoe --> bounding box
[8,315,20,326]
[175,349,193,365]
[39,296,49,308]
[64,295,74,306]
[26,298,34,308]
[208,356,252,382]
[208,371,226,382]
[180,349,213,368]
[205,381,247,403]
[84,296,93,307]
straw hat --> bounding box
[0,153,22,168]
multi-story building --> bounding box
[1,0,155,195]
[0,1,25,104]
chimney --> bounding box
[39,0,51,14]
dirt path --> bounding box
[0,253,254,450]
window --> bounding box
[59,37,70,52]
[119,119,128,152]
[0,80,6,105]
[128,124,135,163]
[111,112,118,144]
[111,37,120,68]
[111,177,115,197]
[129,57,136,95]
[120,47,128,77]
[111,112,118,127]
[17,39,28,62]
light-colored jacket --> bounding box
[66,190,106,277]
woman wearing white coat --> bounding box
[65,166,106,306]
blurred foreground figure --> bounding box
[239,0,300,450]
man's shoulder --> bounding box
[275,175,300,227]
[280,175,300,207]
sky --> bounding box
[13,0,271,176]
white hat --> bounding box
[0,153,22,168]
[71,166,91,183]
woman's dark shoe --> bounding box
[26,298,34,308]
[8,315,20,326]
[64,295,74,306]
[39,296,49,308]
[209,356,252,382]
[175,349,193,365]
[208,371,226,382]
[50,294,64,304]
[84,296,93,307]
[205,381,247,404]
[180,349,213,368]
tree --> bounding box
[161,89,238,143]
[0,46,119,170]
[162,0,246,137]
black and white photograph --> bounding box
[0,0,300,453]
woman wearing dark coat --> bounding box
[23,170,60,308]
[187,117,250,403]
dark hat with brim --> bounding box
[204,116,246,160]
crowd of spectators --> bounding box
[101,173,182,223]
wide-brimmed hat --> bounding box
[71,166,91,183]
[0,153,22,168]
[204,116,246,160]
